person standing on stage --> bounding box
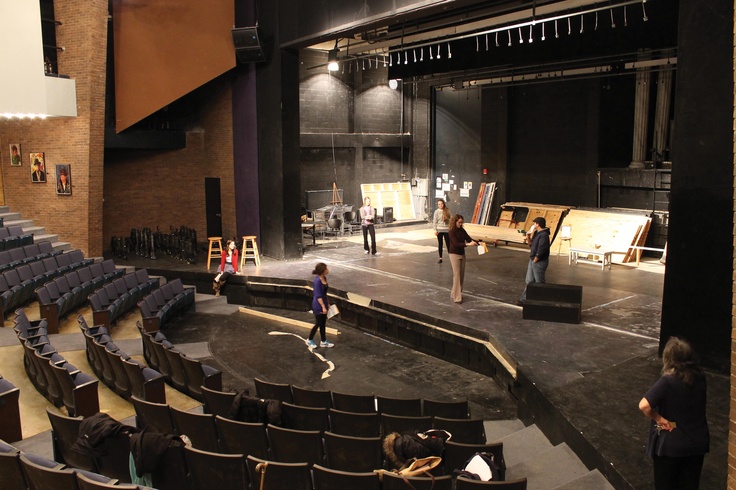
[360,197,378,255]
[639,337,709,490]
[448,214,478,303]
[433,199,451,263]
[518,217,550,305]
[307,262,334,348]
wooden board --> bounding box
[360,182,416,220]
[554,209,651,263]
[464,223,527,244]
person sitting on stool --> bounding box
[213,239,238,297]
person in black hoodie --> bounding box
[518,216,551,304]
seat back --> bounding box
[332,391,376,413]
[131,396,176,434]
[201,386,237,418]
[312,464,381,490]
[455,477,527,489]
[443,441,505,480]
[323,432,383,472]
[381,472,453,490]
[184,446,249,490]
[0,441,27,490]
[215,416,270,459]
[170,406,220,453]
[254,378,293,403]
[77,472,139,489]
[423,399,470,419]
[245,456,311,490]
[19,453,77,490]
[377,396,422,416]
[162,348,188,393]
[281,402,330,432]
[292,385,332,409]
[46,408,97,471]
[50,363,99,418]
[328,408,381,438]
[266,424,324,466]
[0,378,22,443]
[432,417,486,444]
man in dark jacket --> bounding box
[518,216,551,304]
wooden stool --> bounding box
[240,235,261,268]
[207,237,223,270]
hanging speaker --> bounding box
[232,27,266,63]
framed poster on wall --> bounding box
[30,152,46,182]
[56,164,71,195]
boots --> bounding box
[213,280,221,297]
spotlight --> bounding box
[327,48,339,71]
[389,79,399,90]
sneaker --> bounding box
[306,340,317,348]
[438,258,442,263]
[372,252,380,256]
[320,341,335,348]
[364,250,370,254]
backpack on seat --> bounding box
[454,452,501,481]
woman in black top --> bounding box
[639,337,709,489]
[448,214,478,303]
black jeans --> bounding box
[362,224,376,254]
[653,454,704,490]
[437,232,450,258]
[309,313,327,341]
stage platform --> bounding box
[123,225,727,490]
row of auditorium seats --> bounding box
[0,224,33,251]
[0,241,62,274]
[0,375,22,443]
[137,278,195,332]
[87,268,155,328]
[135,322,221,401]
[77,316,166,404]
[14,309,99,417]
[0,438,147,490]
[253,378,472,418]
[202,384,486,444]
[0,249,93,319]
[130,396,511,487]
[35,260,121,333]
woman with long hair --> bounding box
[433,199,451,263]
[639,337,709,489]
[307,262,334,348]
[448,214,478,303]
[213,239,238,297]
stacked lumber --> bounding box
[470,183,497,224]
[554,208,651,263]
[465,202,572,246]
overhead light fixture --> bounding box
[327,48,339,71]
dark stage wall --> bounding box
[660,0,734,370]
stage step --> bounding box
[484,418,525,442]
[498,424,553,466]
[550,469,614,489]
[506,443,595,489]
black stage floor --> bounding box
[119,225,727,490]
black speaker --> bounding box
[383,207,394,223]
[231,27,266,63]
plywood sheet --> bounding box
[555,209,651,263]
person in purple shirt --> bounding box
[307,263,335,348]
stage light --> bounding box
[389,79,399,90]
[327,48,339,71]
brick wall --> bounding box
[0,0,107,256]
[103,77,235,249]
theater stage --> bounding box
[130,224,726,490]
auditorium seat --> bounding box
[215,416,270,459]
[328,408,381,437]
[432,417,486,444]
[377,395,422,416]
[292,385,332,409]
[267,424,324,466]
[380,413,433,436]
[19,453,78,490]
[49,362,99,417]
[77,472,138,490]
[0,440,28,490]
[170,406,220,453]
[131,396,176,434]
[179,355,223,401]
[184,446,249,490]
[201,386,236,418]
[255,378,293,403]
[0,377,22,443]
[46,408,97,471]
[382,472,453,489]
[311,464,382,490]
[322,432,383,472]
[281,402,330,432]
[332,391,376,413]
[121,357,166,404]
[162,349,188,394]
[246,455,311,490]
[443,441,506,480]
[455,477,527,489]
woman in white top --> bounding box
[433,199,451,263]
[359,197,378,255]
